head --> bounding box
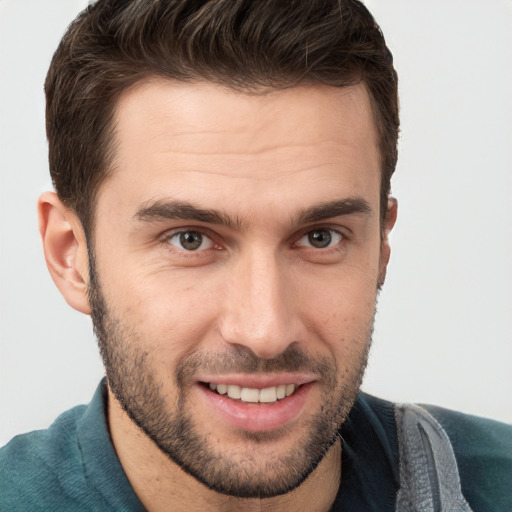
[45,0,398,235]
[40,0,399,501]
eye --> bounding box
[296,228,343,249]
[167,231,214,251]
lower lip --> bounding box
[198,383,313,433]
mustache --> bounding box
[176,345,336,383]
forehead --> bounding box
[113,79,377,159]
[100,79,380,221]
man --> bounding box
[0,0,510,510]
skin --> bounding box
[39,80,397,511]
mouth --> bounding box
[205,382,298,404]
[198,378,312,432]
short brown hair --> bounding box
[45,0,399,234]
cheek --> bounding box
[296,263,378,350]
[105,271,222,358]
[298,254,379,311]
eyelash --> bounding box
[293,227,345,250]
[162,228,221,255]
[161,225,348,255]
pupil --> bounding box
[180,231,202,250]
[308,229,331,248]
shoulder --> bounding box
[0,381,143,512]
[0,404,91,511]
[424,404,512,512]
[350,394,512,511]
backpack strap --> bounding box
[394,403,473,512]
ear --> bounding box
[378,197,398,288]
[38,191,91,315]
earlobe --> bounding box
[378,197,398,288]
[38,191,91,315]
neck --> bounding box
[108,389,342,512]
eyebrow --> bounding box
[297,198,372,224]
[134,199,241,229]
[133,197,372,229]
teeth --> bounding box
[259,387,277,403]
[209,383,297,403]
[227,385,242,399]
[240,387,260,403]
[285,384,295,397]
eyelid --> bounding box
[296,228,344,248]
[292,224,348,245]
[158,224,348,252]
[168,231,213,251]
[160,226,221,251]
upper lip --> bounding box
[197,373,317,388]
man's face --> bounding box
[89,80,390,498]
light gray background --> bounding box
[1,0,511,446]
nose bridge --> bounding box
[220,245,298,358]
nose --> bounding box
[219,247,302,359]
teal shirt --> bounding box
[0,382,143,511]
[1,380,511,511]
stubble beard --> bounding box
[88,259,374,499]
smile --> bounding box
[199,379,313,432]
[208,383,297,403]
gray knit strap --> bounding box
[394,403,473,512]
